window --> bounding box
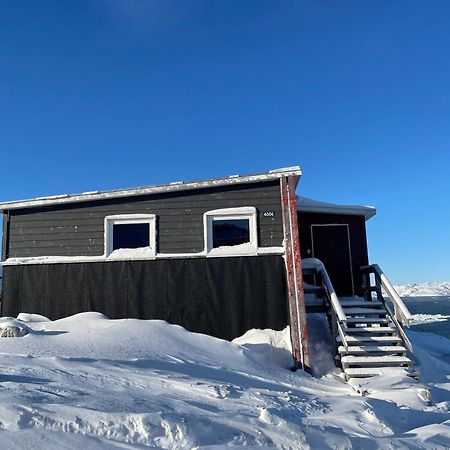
[104,214,156,257]
[204,207,258,255]
[211,219,250,248]
[112,223,150,251]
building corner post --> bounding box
[1,211,10,317]
[1,211,9,263]
[280,176,311,373]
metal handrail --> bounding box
[302,258,347,325]
[361,264,413,327]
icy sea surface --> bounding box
[403,296,450,338]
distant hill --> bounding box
[394,282,450,297]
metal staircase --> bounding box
[303,259,417,380]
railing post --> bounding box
[330,308,338,356]
[362,270,371,302]
[361,269,367,300]
[394,302,400,322]
[361,264,412,327]
[374,274,382,302]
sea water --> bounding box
[402,296,450,339]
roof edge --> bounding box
[297,195,376,221]
[0,166,301,211]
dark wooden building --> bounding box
[0,167,376,371]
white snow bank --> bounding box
[411,314,450,325]
[232,326,293,369]
[395,282,450,297]
[0,312,447,449]
[407,330,450,405]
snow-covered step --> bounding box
[341,355,412,368]
[342,327,397,334]
[343,367,409,379]
[337,335,403,344]
[329,293,416,380]
[346,317,391,324]
[338,345,407,355]
[342,308,387,315]
[339,300,383,308]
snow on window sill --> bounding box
[106,247,156,260]
[206,242,258,257]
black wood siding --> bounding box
[7,181,283,258]
[1,212,9,261]
[1,256,289,341]
[297,212,369,295]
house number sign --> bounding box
[263,211,275,217]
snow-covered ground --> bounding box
[395,282,450,297]
[0,313,447,449]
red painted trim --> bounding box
[280,176,311,372]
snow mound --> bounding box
[232,326,294,369]
[0,312,447,449]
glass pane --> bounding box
[212,219,250,248]
[112,223,150,250]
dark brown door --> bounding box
[311,224,354,296]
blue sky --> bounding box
[0,0,449,283]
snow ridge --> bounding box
[394,282,450,297]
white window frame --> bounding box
[203,207,258,256]
[104,214,156,257]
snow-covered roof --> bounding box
[0,166,301,211]
[297,196,376,220]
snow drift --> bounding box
[0,312,447,449]
[395,282,450,297]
